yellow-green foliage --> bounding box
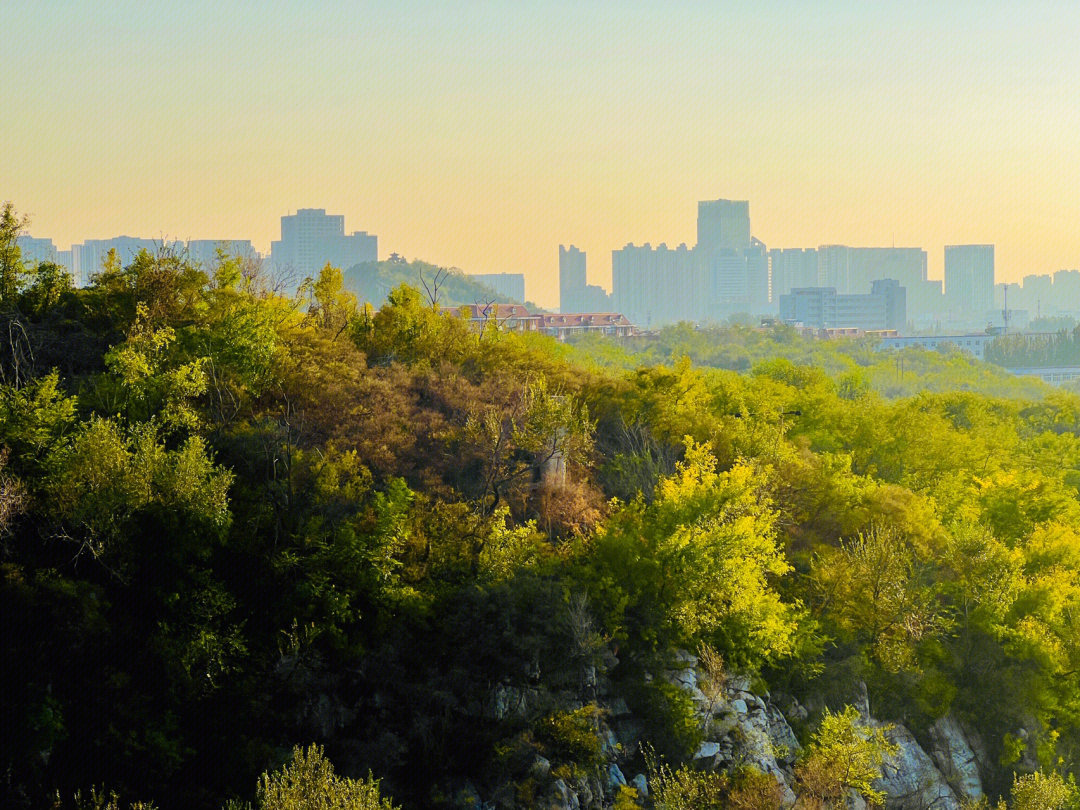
[612,785,641,809]
[1010,771,1079,810]
[3,210,1080,809]
[256,745,397,810]
[648,764,727,810]
[795,706,898,808]
[63,788,158,810]
[534,705,604,777]
[588,439,798,666]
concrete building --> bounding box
[559,245,587,312]
[769,248,818,301]
[944,245,994,318]
[697,199,750,255]
[185,239,258,268]
[780,288,838,329]
[72,237,166,286]
[559,245,611,313]
[611,243,660,328]
[611,242,699,327]
[817,246,927,296]
[15,236,58,265]
[608,199,772,327]
[908,277,945,325]
[1053,269,1080,312]
[779,282,904,332]
[745,238,770,311]
[1019,274,1054,317]
[270,208,377,277]
[871,278,907,332]
[878,334,997,360]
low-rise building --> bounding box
[877,334,997,360]
[442,303,542,333]
[538,312,636,340]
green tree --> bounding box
[0,201,28,305]
[99,303,208,432]
[300,263,357,336]
[351,283,471,367]
[811,524,946,672]
[794,706,898,808]
[586,439,798,667]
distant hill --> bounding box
[343,258,543,310]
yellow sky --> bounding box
[4,1,1079,307]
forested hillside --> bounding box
[2,205,1078,809]
[341,258,532,309]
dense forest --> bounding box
[2,203,1079,810]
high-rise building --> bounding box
[270,209,377,277]
[185,239,258,268]
[1053,269,1080,312]
[612,243,657,328]
[769,248,819,301]
[944,245,994,317]
[697,199,750,256]
[15,236,57,265]
[745,238,770,311]
[818,246,927,296]
[470,272,525,302]
[908,278,944,325]
[1020,274,1053,317]
[72,237,166,286]
[559,245,586,312]
[608,199,774,327]
[611,242,700,326]
[695,200,768,318]
[871,278,907,331]
[559,245,613,314]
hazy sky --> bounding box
[4,1,1079,306]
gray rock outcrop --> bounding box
[875,722,961,810]
[927,715,984,802]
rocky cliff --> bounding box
[468,650,994,810]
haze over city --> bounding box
[5,0,1080,308]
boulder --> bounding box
[766,704,801,763]
[549,778,580,810]
[876,723,959,810]
[606,763,627,789]
[696,741,722,759]
[927,715,983,802]
[599,724,620,757]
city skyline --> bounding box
[5,1,1080,308]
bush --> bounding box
[534,705,604,778]
[256,745,397,810]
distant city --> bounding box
[16,200,1080,336]
[564,199,1078,334]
